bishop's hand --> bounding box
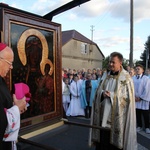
[13,94,27,114]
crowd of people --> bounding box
[62,67,103,118]
[1,42,150,150]
[62,53,150,150]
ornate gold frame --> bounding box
[1,6,62,130]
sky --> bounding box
[1,0,150,61]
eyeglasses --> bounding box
[0,57,13,66]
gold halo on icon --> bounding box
[40,59,54,75]
[17,28,53,75]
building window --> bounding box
[81,43,89,54]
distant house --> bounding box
[62,30,105,70]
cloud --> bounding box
[30,0,75,16]
[95,31,144,50]
[68,13,77,20]
[94,30,144,60]
[75,0,150,23]
[108,0,130,22]
[30,0,108,18]
[51,0,150,23]
[134,0,150,22]
[30,0,57,15]
[104,0,150,23]
[96,36,129,48]
[94,26,129,45]
[71,0,108,18]
[3,0,150,22]
[134,36,145,51]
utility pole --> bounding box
[90,25,94,41]
[129,0,134,67]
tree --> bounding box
[136,50,146,67]
[138,36,150,68]
[102,56,109,69]
[145,36,150,68]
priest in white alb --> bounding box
[89,52,137,150]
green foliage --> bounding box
[102,56,109,69]
[139,36,150,68]
[122,58,129,69]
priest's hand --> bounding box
[103,90,110,98]
[13,94,27,114]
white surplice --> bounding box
[100,77,117,128]
[66,80,85,116]
[3,105,20,150]
[133,75,150,110]
[3,105,20,141]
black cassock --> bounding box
[0,77,13,150]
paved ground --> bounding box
[137,129,150,150]
[138,144,148,150]
[17,117,150,150]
